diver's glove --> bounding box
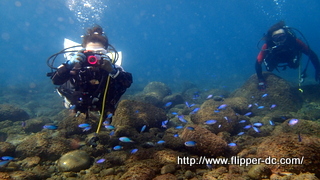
[258,79,266,91]
[66,52,86,69]
[100,55,118,77]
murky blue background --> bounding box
[1,0,319,94]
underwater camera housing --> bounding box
[83,51,103,66]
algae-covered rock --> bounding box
[112,100,166,131]
[191,99,239,134]
[0,142,15,157]
[132,82,172,107]
[0,104,29,122]
[230,72,302,114]
[57,150,91,172]
[180,125,227,157]
[143,81,171,100]
[256,133,320,176]
[247,164,272,179]
[15,132,72,160]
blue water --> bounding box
[1,0,320,93]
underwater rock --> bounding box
[7,171,38,180]
[153,149,183,165]
[143,81,171,100]
[57,150,91,172]
[15,132,72,160]
[191,99,239,134]
[24,117,52,133]
[112,100,166,130]
[119,164,156,180]
[247,164,272,179]
[58,111,99,137]
[153,173,177,180]
[0,104,29,122]
[0,142,15,156]
[270,172,318,180]
[276,118,320,137]
[256,133,320,176]
[180,125,227,157]
[162,93,184,107]
[132,82,172,107]
[230,72,302,114]
[160,163,176,174]
[20,156,41,168]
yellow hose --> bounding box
[96,53,115,134]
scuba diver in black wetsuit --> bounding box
[48,25,132,119]
[255,21,320,91]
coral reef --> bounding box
[0,76,320,179]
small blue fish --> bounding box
[262,93,268,98]
[288,119,299,126]
[237,132,245,136]
[1,156,14,161]
[109,130,115,137]
[243,125,252,129]
[175,125,184,129]
[103,120,110,126]
[252,126,260,133]
[78,123,91,128]
[135,110,140,113]
[269,120,275,126]
[190,108,200,114]
[206,164,213,170]
[113,145,123,151]
[96,158,106,164]
[173,134,179,137]
[247,104,252,108]
[224,116,231,123]
[228,143,237,146]
[105,125,115,130]
[244,112,252,116]
[21,121,26,128]
[253,122,263,127]
[270,104,277,109]
[206,94,213,99]
[130,148,138,154]
[217,104,227,110]
[184,141,196,147]
[82,126,91,132]
[157,140,166,144]
[239,120,246,123]
[178,115,188,123]
[140,125,147,133]
[185,101,190,108]
[171,112,178,115]
[119,137,133,142]
[218,124,222,128]
[204,120,217,125]
[106,113,113,119]
[257,106,265,109]
[0,161,9,167]
[43,125,58,130]
[161,120,169,128]
[214,110,220,113]
[164,102,172,108]
[186,126,195,130]
[69,105,76,110]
